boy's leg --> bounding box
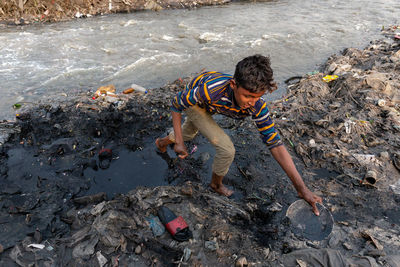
[184,106,235,196]
[210,172,233,197]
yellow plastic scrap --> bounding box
[322,75,339,82]
[94,84,116,98]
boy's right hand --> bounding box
[174,143,188,159]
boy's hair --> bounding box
[234,54,277,93]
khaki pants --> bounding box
[168,105,235,176]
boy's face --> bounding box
[230,80,265,109]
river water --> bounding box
[0,0,399,120]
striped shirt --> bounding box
[171,71,283,149]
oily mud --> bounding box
[1,31,400,266]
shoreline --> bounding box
[0,0,232,25]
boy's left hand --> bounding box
[298,188,323,216]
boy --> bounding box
[155,55,322,215]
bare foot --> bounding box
[210,183,234,197]
[155,138,167,153]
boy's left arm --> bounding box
[270,144,323,216]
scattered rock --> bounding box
[235,256,248,267]
[205,240,219,251]
[268,202,283,212]
[343,242,352,250]
[181,185,193,196]
[183,247,191,262]
[135,245,142,254]
[96,251,108,267]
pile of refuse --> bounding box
[272,37,400,192]
[1,32,400,266]
[3,183,266,266]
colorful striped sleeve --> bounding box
[252,99,283,149]
[171,73,206,112]
[171,72,231,112]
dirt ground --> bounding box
[0,26,400,266]
[0,0,231,25]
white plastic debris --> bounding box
[75,12,83,18]
[96,251,108,267]
[309,139,316,147]
[390,180,400,195]
[344,120,355,134]
[27,244,45,249]
[353,154,379,165]
[131,83,148,94]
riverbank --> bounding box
[0,32,399,265]
[0,0,231,25]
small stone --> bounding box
[235,256,247,267]
[25,214,32,224]
[181,186,193,196]
[200,152,210,164]
[183,247,191,262]
[379,151,390,160]
[267,250,277,261]
[296,259,307,267]
[263,248,270,258]
[268,202,282,212]
[204,240,218,251]
[327,62,338,73]
[309,139,316,147]
[96,251,108,267]
[343,242,352,250]
[135,245,142,254]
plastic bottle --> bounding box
[131,83,148,94]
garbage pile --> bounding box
[1,34,400,266]
[5,184,271,266]
[272,38,400,192]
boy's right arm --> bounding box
[172,111,188,159]
[170,72,213,158]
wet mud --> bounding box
[0,29,400,266]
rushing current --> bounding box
[0,0,399,120]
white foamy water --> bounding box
[0,0,399,119]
